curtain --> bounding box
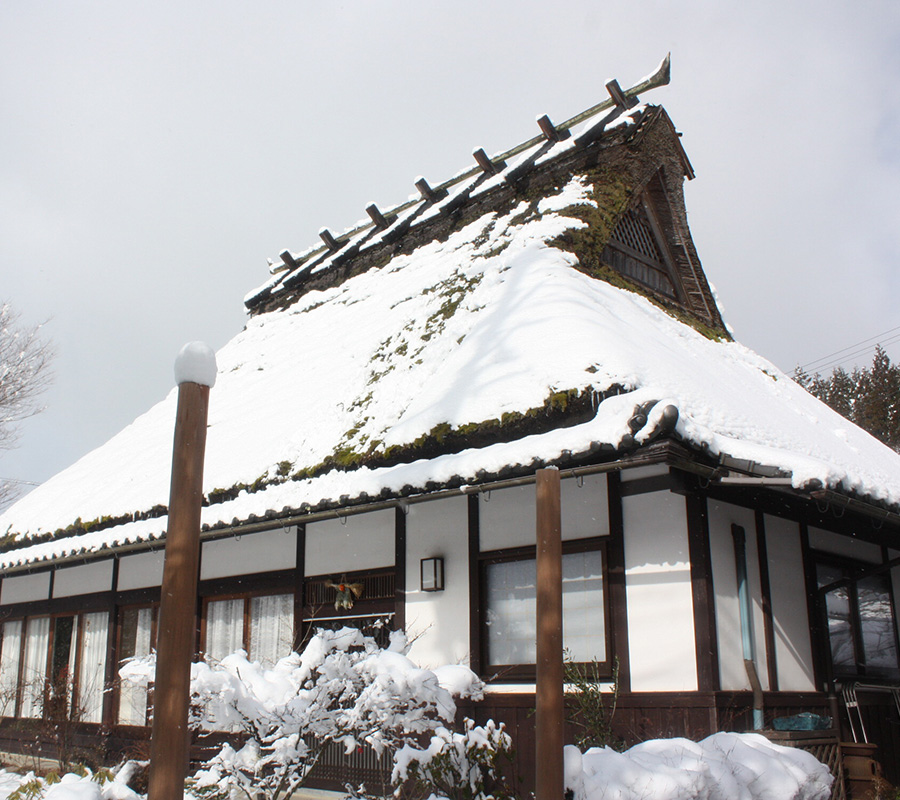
[0,621,23,716]
[250,594,294,667]
[20,617,50,718]
[77,612,108,723]
[485,559,537,666]
[118,607,153,725]
[205,598,245,661]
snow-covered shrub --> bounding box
[563,732,834,800]
[391,718,514,800]
[122,627,484,800]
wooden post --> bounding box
[535,467,563,800]
[148,345,215,800]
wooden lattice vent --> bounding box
[304,569,395,606]
[601,201,677,299]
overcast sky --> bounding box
[2,1,899,502]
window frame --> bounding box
[200,589,296,665]
[478,536,611,682]
[815,552,900,682]
[0,608,112,724]
[114,603,158,728]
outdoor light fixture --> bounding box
[420,557,445,592]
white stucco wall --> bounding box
[765,514,815,690]
[404,496,470,668]
[479,474,609,551]
[305,509,395,575]
[117,550,166,591]
[707,501,769,691]
[53,560,114,597]
[623,490,697,691]
[0,571,50,605]
[201,526,297,580]
[808,526,882,563]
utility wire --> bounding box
[798,325,900,374]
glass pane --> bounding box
[205,598,245,661]
[858,575,899,675]
[118,607,154,725]
[485,550,607,667]
[817,563,856,671]
[20,617,50,719]
[77,612,109,723]
[485,559,537,666]
[250,594,294,668]
[0,621,23,716]
[562,550,606,662]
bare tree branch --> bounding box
[0,302,54,507]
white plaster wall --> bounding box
[305,510,394,575]
[117,550,166,591]
[765,515,815,690]
[479,475,609,551]
[623,491,697,691]
[404,497,470,668]
[808,527,881,563]
[201,527,297,580]
[1,572,51,605]
[707,501,769,691]
[479,484,534,550]
[53,560,114,597]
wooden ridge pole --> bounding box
[148,343,216,800]
[535,467,563,800]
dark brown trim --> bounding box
[606,472,630,692]
[102,605,118,727]
[394,507,406,632]
[198,569,295,598]
[294,524,305,651]
[754,509,778,692]
[686,491,719,692]
[799,523,826,690]
[468,494,481,676]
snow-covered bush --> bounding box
[392,718,514,800]
[563,732,834,800]
[121,627,485,800]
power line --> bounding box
[798,325,900,374]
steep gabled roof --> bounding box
[2,89,900,569]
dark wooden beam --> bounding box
[414,177,448,203]
[606,78,637,110]
[754,509,778,691]
[365,203,393,230]
[686,492,720,692]
[472,148,506,176]
[535,468,563,800]
[319,228,341,252]
[279,250,297,269]
[536,114,570,143]
[148,378,211,800]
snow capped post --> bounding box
[535,467,563,800]
[148,342,216,800]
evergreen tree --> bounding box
[795,346,900,452]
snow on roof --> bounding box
[2,107,900,569]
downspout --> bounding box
[732,524,764,730]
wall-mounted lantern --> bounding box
[420,557,445,592]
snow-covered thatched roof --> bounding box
[2,98,900,570]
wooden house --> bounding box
[1,65,899,787]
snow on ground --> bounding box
[0,733,833,800]
[3,173,900,564]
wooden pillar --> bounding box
[148,347,214,800]
[535,467,563,800]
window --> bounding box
[117,606,156,726]
[202,593,294,667]
[0,612,109,723]
[817,560,900,680]
[480,540,609,679]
